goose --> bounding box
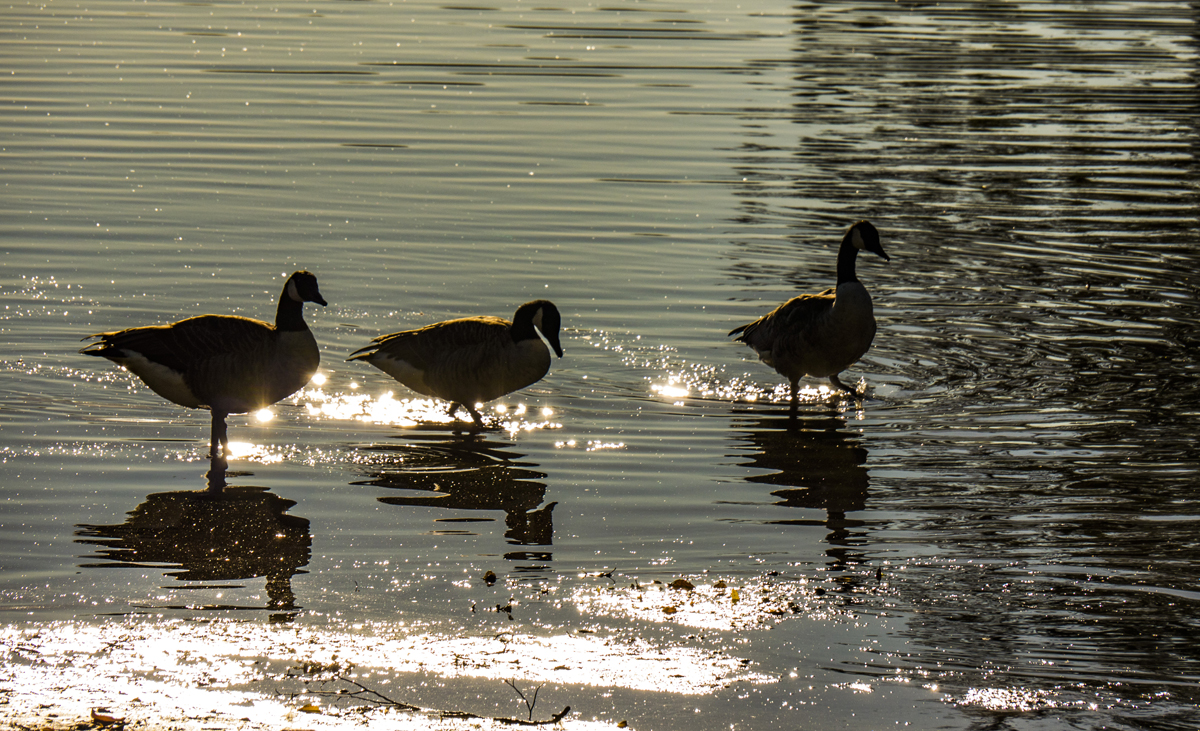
[81,270,327,463]
[729,220,889,401]
[348,300,564,428]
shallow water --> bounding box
[2,1,1199,729]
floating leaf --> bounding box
[668,579,694,591]
[299,703,321,713]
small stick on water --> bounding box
[504,679,542,721]
[442,705,572,726]
[302,677,419,711]
[293,675,569,726]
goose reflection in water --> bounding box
[730,407,870,572]
[74,479,311,611]
[356,433,556,561]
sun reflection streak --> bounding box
[651,377,690,401]
[570,577,841,631]
[958,687,1063,712]
[296,385,560,432]
[501,418,562,436]
[1,617,773,728]
[651,364,864,407]
[224,441,285,464]
[300,388,443,427]
[553,439,625,451]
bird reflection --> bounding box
[730,406,870,571]
[356,432,556,560]
[74,481,311,610]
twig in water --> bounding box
[282,674,570,726]
[442,705,572,726]
[304,677,420,711]
[504,679,542,721]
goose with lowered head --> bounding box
[348,299,564,428]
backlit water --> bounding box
[2,1,1198,729]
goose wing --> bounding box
[350,316,510,369]
[729,290,835,354]
[349,316,521,401]
[82,315,276,373]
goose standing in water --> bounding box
[81,270,328,464]
[348,300,563,428]
[729,220,889,402]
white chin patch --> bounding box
[287,279,303,302]
[530,306,544,331]
[851,227,866,250]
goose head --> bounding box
[286,270,329,307]
[516,300,564,358]
[846,220,889,262]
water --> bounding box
[3,1,1199,729]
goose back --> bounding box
[351,315,551,405]
[83,314,320,414]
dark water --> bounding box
[2,1,1199,729]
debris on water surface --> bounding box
[0,597,779,730]
[90,707,126,726]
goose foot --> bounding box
[828,375,865,400]
[449,402,486,431]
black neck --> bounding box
[510,303,539,343]
[275,283,309,332]
[836,234,860,285]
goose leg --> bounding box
[448,401,485,429]
[828,374,861,398]
[205,462,227,492]
[209,411,230,462]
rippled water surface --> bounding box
[3,1,1199,729]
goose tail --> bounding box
[79,333,121,358]
[345,345,376,362]
[728,320,759,342]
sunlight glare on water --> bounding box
[1,0,1198,729]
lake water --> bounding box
[2,0,1199,729]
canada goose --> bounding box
[729,220,889,401]
[81,270,327,463]
[347,300,564,428]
